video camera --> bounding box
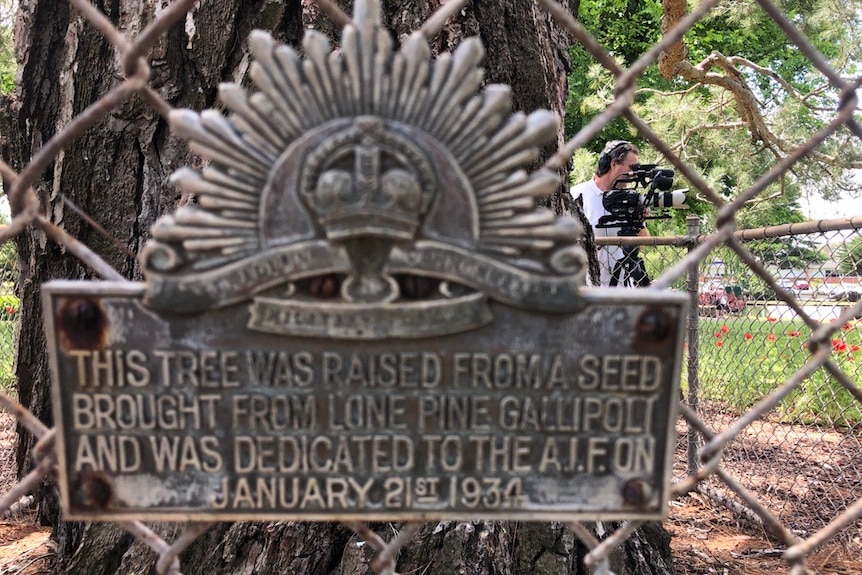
[597,164,689,236]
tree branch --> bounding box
[658,0,862,171]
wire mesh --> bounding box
[0,0,859,574]
[598,220,862,548]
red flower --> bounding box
[767,334,777,342]
[714,331,722,338]
[767,317,778,322]
[787,331,801,337]
[842,323,852,331]
[745,333,753,340]
[716,340,724,348]
[720,325,730,333]
[850,345,860,353]
[832,339,848,352]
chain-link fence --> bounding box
[0,0,861,574]
[600,217,862,550]
[0,242,16,392]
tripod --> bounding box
[609,244,651,287]
[602,221,651,288]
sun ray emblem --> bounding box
[141,19,587,338]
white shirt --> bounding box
[570,179,623,287]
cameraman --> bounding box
[570,140,650,287]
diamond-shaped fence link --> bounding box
[599,217,862,546]
[0,0,860,574]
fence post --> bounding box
[685,214,701,476]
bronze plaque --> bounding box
[44,13,687,521]
[45,282,685,521]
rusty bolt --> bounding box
[58,298,107,350]
[71,471,114,511]
[621,478,651,507]
[636,308,672,342]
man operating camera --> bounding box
[570,140,650,287]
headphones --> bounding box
[597,140,634,175]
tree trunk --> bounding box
[3,0,671,573]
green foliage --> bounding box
[565,0,674,155]
[701,241,826,302]
[641,245,687,290]
[698,316,861,426]
[0,292,15,391]
[836,236,862,276]
[745,236,826,271]
[577,0,663,63]
[0,0,17,390]
[0,0,15,94]
[568,0,862,227]
[0,293,17,312]
[0,238,16,283]
[704,246,754,291]
[0,319,14,392]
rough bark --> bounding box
[4,1,673,573]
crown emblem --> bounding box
[300,116,436,242]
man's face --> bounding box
[609,151,639,189]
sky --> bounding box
[801,193,860,221]
[800,168,862,220]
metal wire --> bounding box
[0,0,859,573]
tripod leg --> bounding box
[611,247,651,288]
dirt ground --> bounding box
[0,411,859,575]
[0,412,52,575]
[669,411,862,575]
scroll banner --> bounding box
[388,241,584,313]
[248,292,493,338]
[145,240,584,316]
[143,241,349,312]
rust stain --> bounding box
[56,298,109,351]
[70,471,114,511]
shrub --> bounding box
[698,316,862,426]
[0,294,17,320]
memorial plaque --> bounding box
[46,283,684,521]
[44,5,687,521]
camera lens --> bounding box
[648,190,688,208]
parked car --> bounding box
[777,279,810,295]
[698,285,746,312]
[815,283,860,302]
[814,283,835,298]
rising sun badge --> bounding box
[141,20,587,339]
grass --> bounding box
[694,312,862,427]
[0,292,17,393]
[0,319,14,393]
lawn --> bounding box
[0,320,14,392]
[695,312,862,426]
[0,292,18,393]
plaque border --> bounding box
[44,280,687,522]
